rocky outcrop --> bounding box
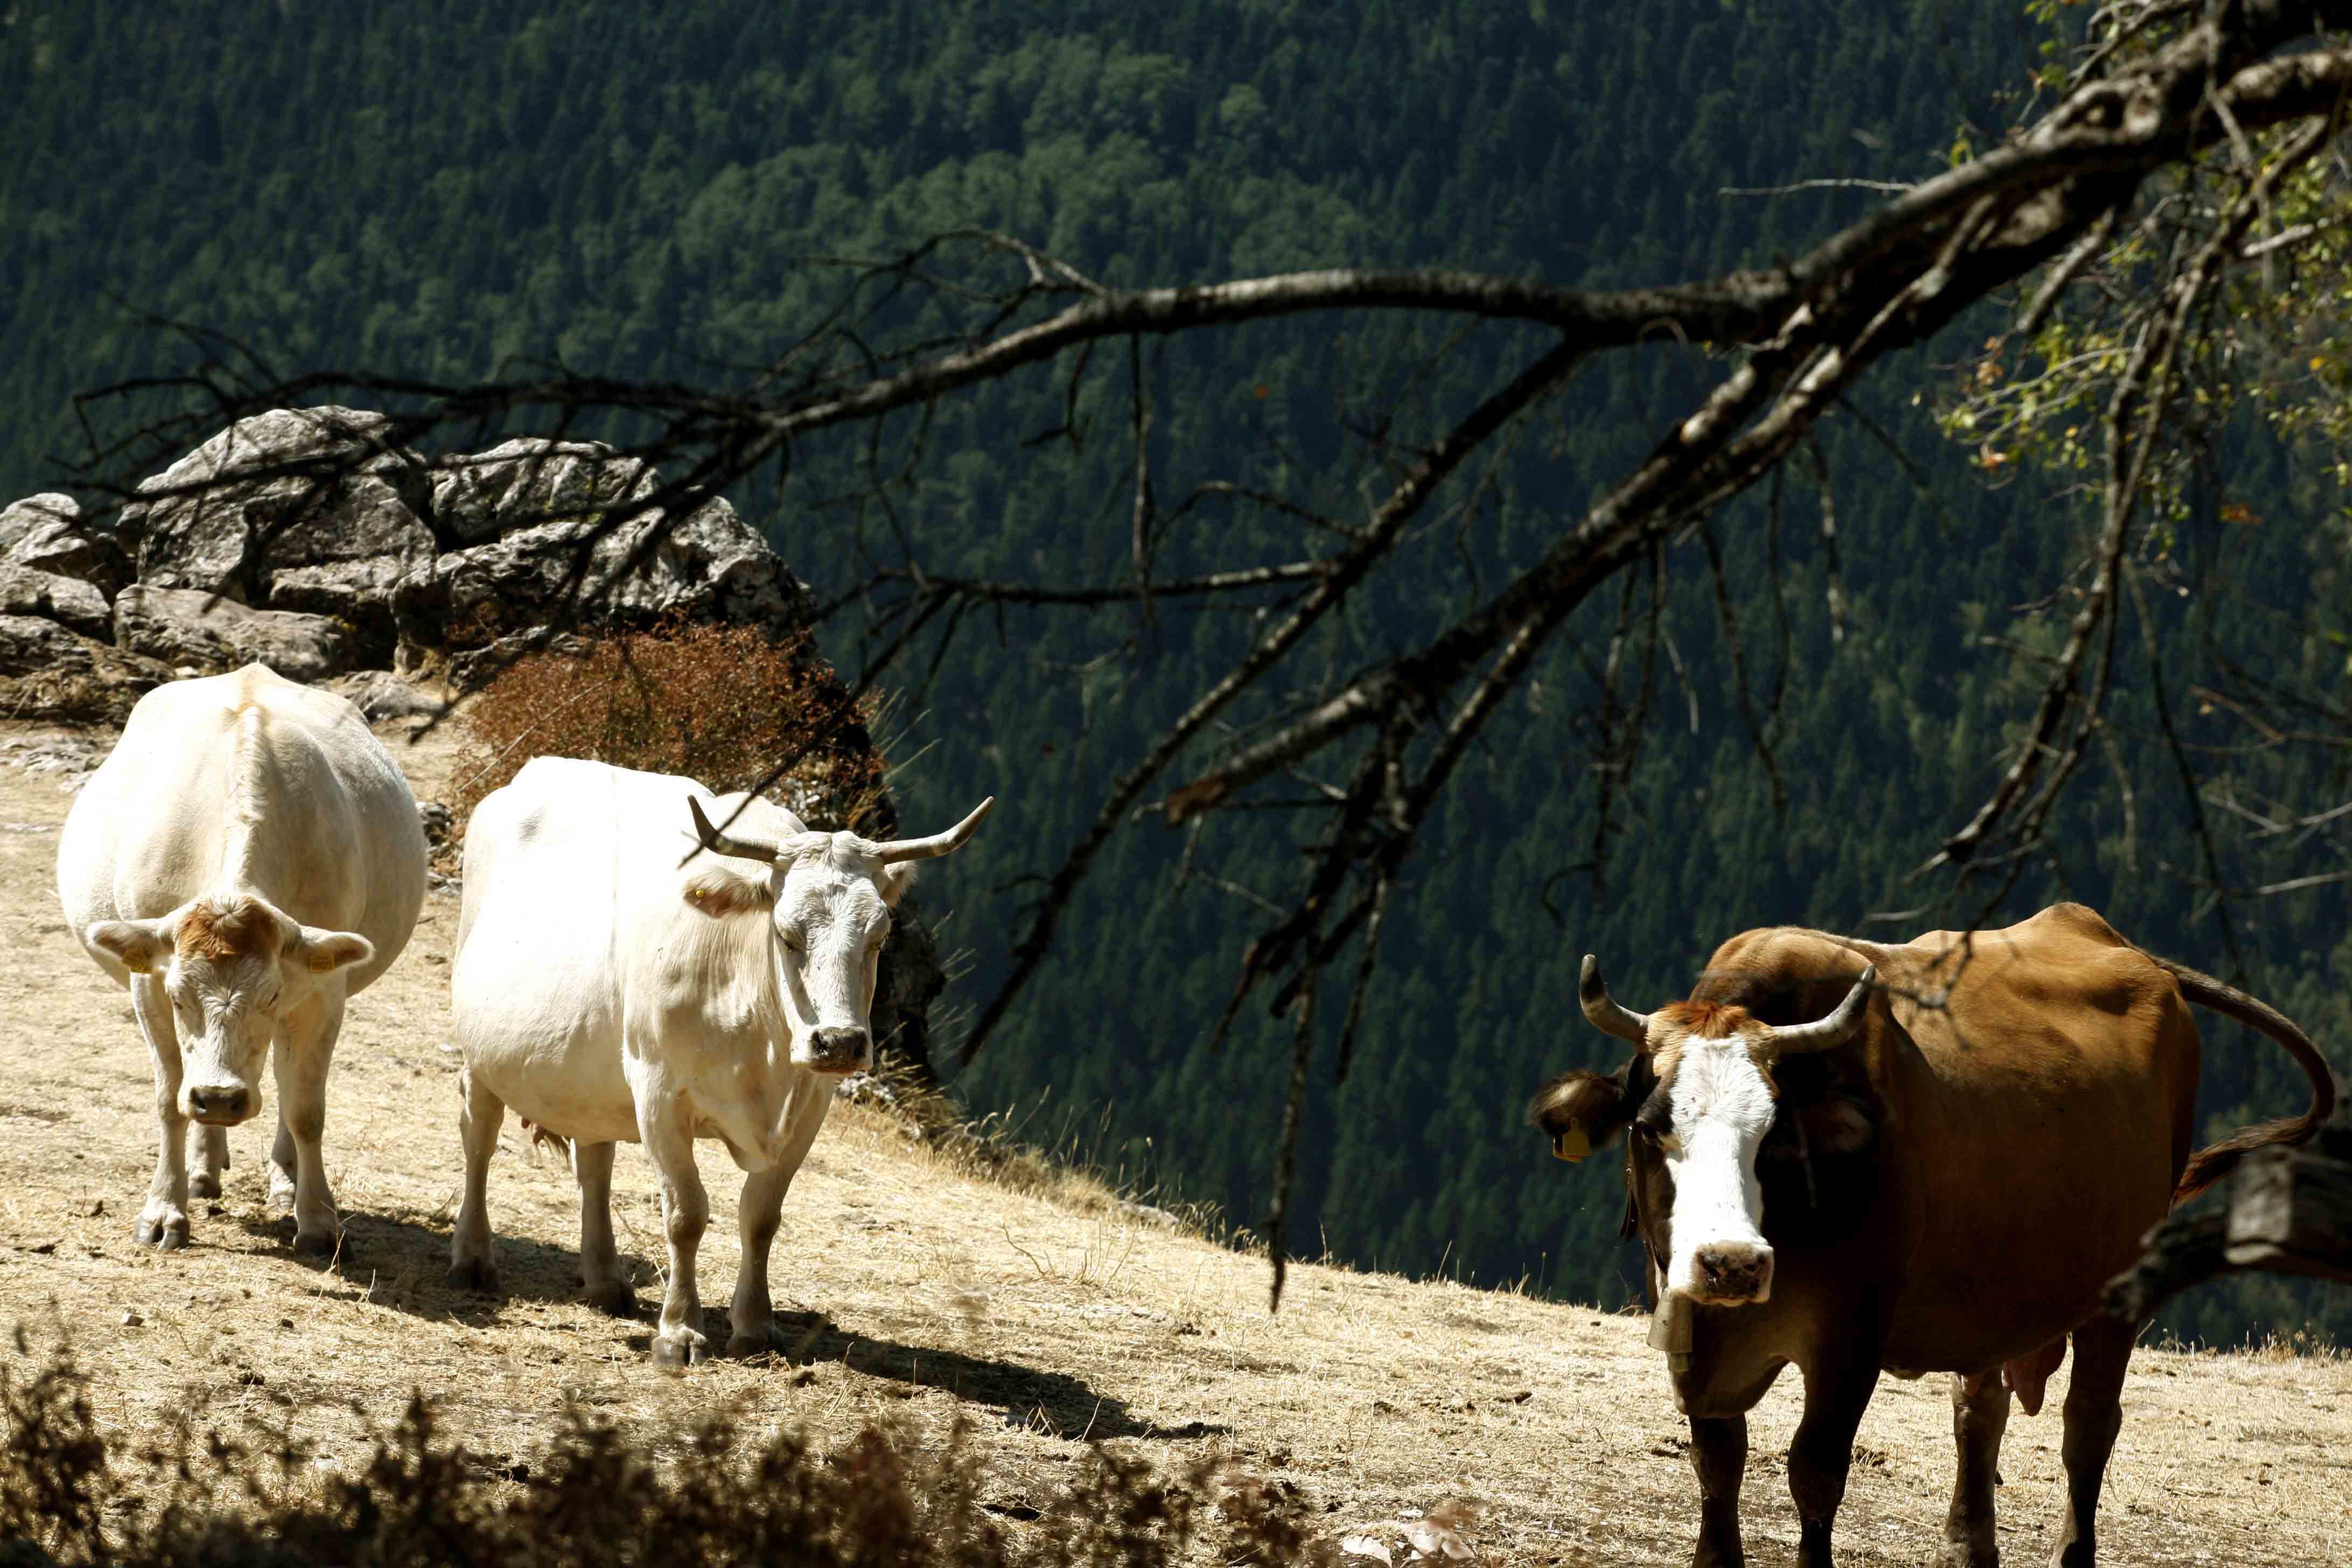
[320,669,448,723]
[114,585,354,684]
[0,564,111,640]
[0,614,175,722]
[0,407,952,1080]
[0,494,132,600]
[399,442,815,661]
[121,407,435,666]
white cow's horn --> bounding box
[1763,967,1876,1056]
[688,797,785,864]
[1579,954,1653,1048]
[874,797,995,865]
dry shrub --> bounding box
[0,1337,1331,1568]
[451,622,887,832]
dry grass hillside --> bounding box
[0,711,2346,1564]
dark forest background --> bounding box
[3,1,2346,1344]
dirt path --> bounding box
[0,716,2343,1564]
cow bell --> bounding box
[1552,1126,1592,1162]
[1648,1291,1694,1376]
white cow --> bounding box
[447,755,991,1364]
[58,663,428,1254]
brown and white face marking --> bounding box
[1576,955,1873,1307]
[87,896,373,1124]
[683,794,993,1076]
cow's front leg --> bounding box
[2050,1320,2134,1568]
[186,1122,229,1202]
[727,1107,825,1358]
[1787,1354,1879,1568]
[270,991,344,1256]
[634,1086,710,1366]
[1688,1415,1748,1567]
[726,1166,799,1357]
[572,1140,638,1317]
[266,1114,298,1213]
[131,974,191,1250]
[1941,1370,2011,1566]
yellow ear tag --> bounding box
[1552,1126,1591,1162]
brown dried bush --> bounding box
[450,622,888,832]
[0,1336,1333,1568]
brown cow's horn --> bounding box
[1579,955,1653,1048]
[874,797,995,865]
[688,797,785,864]
[1763,967,1876,1055]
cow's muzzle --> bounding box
[803,1026,871,1075]
[182,1081,255,1125]
[1690,1242,1774,1305]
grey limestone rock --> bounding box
[0,493,79,556]
[319,668,449,723]
[0,564,113,640]
[114,585,355,684]
[120,407,435,661]
[0,494,132,600]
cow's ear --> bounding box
[293,927,374,976]
[1803,1093,1879,1156]
[87,917,174,975]
[1528,1067,1636,1162]
[879,861,918,908]
[683,866,774,919]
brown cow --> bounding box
[1528,903,2335,1568]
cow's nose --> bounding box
[185,1084,251,1124]
[807,1026,870,1074]
[1695,1243,1773,1303]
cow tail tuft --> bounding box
[518,1116,573,1168]
[2155,957,2340,1203]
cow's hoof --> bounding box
[651,1328,708,1368]
[134,1209,189,1251]
[725,1321,790,1360]
[1935,1534,1998,1568]
[447,1256,501,1295]
[580,1279,638,1319]
[189,1172,221,1201]
[291,1225,343,1259]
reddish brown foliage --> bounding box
[452,622,888,831]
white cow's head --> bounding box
[680,793,994,1075]
[86,895,374,1125]
[1566,956,1874,1306]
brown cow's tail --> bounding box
[2154,957,2339,1202]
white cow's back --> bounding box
[58,663,427,993]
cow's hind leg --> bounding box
[447,1067,503,1293]
[2048,1319,2134,1568]
[636,1084,711,1367]
[1941,1371,2011,1566]
[187,1123,229,1202]
[271,993,345,1256]
[1787,1355,1879,1568]
[131,974,192,1251]
[572,1140,636,1317]
[1688,1415,1748,1567]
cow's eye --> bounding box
[780,929,807,954]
